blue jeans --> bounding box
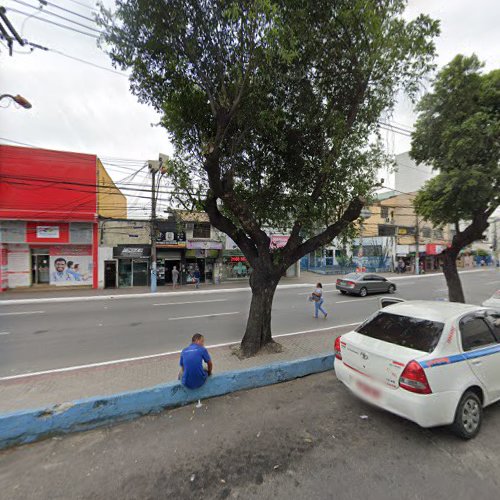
[315,299,327,318]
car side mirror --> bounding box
[380,297,405,309]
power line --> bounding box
[12,1,101,33]
[38,0,96,23]
[64,0,98,14]
[7,7,99,38]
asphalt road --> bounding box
[0,270,498,377]
[2,370,499,500]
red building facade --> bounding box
[0,145,100,291]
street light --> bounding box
[0,94,32,109]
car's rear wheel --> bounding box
[388,284,396,294]
[451,390,482,439]
[340,290,347,295]
[359,287,368,297]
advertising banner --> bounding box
[37,225,60,239]
[49,245,93,286]
[270,235,289,249]
[187,240,223,250]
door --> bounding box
[460,314,500,401]
[371,275,388,293]
[132,260,149,286]
[104,260,117,288]
[32,255,50,284]
[362,274,377,293]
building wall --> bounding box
[97,159,127,219]
[100,220,150,247]
[0,145,97,221]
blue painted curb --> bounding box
[0,354,334,450]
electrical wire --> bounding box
[37,0,97,23]
[65,0,98,14]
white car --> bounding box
[334,301,500,439]
[483,290,500,311]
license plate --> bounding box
[340,281,346,286]
[356,379,381,399]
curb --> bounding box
[0,283,317,306]
[0,354,334,450]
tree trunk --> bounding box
[240,269,280,357]
[442,249,465,303]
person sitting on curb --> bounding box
[179,333,213,389]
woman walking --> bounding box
[311,282,328,319]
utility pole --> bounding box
[148,160,160,293]
[415,214,420,275]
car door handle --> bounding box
[471,360,482,366]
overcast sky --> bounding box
[1,0,499,212]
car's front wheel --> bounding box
[388,284,396,294]
[359,287,368,297]
[451,390,483,439]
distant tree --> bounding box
[99,0,438,356]
[412,55,500,302]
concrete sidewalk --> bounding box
[0,323,354,415]
[0,269,457,302]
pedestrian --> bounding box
[172,265,179,289]
[310,282,328,319]
[194,266,201,289]
[179,333,213,389]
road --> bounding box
[1,370,499,500]
[0,269,498,377]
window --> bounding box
[192,222,211,239]
[421,227,432,238]
[380,206,389,219]
[378,225,396,236]
[485,312,500,341]
[433,228,444,240]
[460,316,497,351]
[356,312,444,353]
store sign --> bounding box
[230,256,247,262]
[113,246,151,258]
[156,231,186,245]
[398,227,416,236]
[270,235,289,249]
[49,245,92,287]
[187,240,223,250]
[426,244,445,255]
[37,225,60,239]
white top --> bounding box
[315,288,323,297]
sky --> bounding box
[1,0,499,214]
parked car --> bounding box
[334,300,500,439]
[336,273,396,297]
[483,290,500,311]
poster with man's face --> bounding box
[49,246,93,286]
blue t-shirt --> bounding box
[180,343,211,389]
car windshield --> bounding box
[355,312,444,353]
[344,273,362,281]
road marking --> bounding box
[0,310,45,317]
[0,322,361,381]
[0,332,11,335]
[153,299,228,306]
[168,311,240,321]
[484,281,500,285]
[335,297,377,304]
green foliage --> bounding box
[412,55,500,227]
[99,0,438,247]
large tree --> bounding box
[99,0,438,356]
[412,55,500,303]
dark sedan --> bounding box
[335,273,396,297]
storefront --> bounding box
[113,245,151,287]
[186,239,223,283]
[155,228,186,285]
[222,251,252,280]
[0,221,97,289]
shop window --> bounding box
[0,221,25,243]
[433,228,444,240]
[422,227,432,238]
[378,225,396,236]
[193,222,211,239]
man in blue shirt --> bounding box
[179,334,213,389]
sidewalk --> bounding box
[0,323,353,415]
[0,269,452,302]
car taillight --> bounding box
[334,336,342,360]
[346,281,355,288]
[336,279,341,285]
[399,361,432,394]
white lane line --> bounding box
[0,332,11,336]
[168,311,240,321]
[335,297,377,304]
[153,299,227,306]
[0,310,45,317]
[484,281,500,285]
[0,322,360,381]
